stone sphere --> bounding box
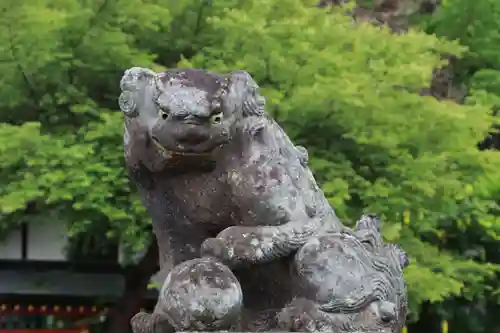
[159,257,243,331]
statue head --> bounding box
[119,67,265,169]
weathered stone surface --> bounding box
[277,214,408,332]
[120,67,409,332]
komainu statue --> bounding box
[119,67,409,332]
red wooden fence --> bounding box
[0,328,88,333]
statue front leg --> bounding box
[200,213,340,268]
[200,133,342,268]
[130,229,176,333]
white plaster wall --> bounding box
[118,242,125,265]
[0,228,22,260]
[27,219,68,261]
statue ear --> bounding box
[119,67,159,117]
[222,70,266,117]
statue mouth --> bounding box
[151,137,213,157]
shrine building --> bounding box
[0,219,157,333]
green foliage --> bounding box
[1,0,500,327]
[0,0,168,254]
[180,0,500,317]
[423,0,500,109]
[418,1,500,330]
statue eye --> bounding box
[211,111,223,124]
[159,108,169,120]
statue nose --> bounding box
[182,114,203,125]
[174,126,210,145]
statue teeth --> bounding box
[152,138,171,158]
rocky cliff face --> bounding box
[320,0,465,102]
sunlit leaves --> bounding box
[182,0,500,316]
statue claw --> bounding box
[200,237,228,262]
[201,228,267,267]
[131,311,174,333]
[277,298,334,332]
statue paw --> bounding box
[131,311,173,333]
[158,257,243,331]
[200,237,234,265]
[277,298,334,332]
[201,227,268,267]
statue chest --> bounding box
[224,155,300,227]
[148,172,236,230]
